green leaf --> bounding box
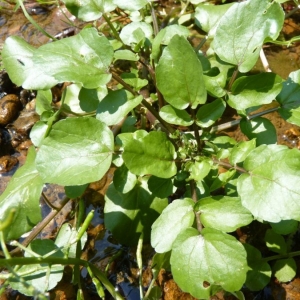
[264,229,287,254]
[121,71,148,91]
[244,244,271,291]
[113,0,147,11]
[273,258,296,282]
[240,117,277,146]
[159,105,193,126]
[151,252,171,279]
[229,139,256,165]
[195,196,253,232]
[36,117,113,186]
[196,98,226,128]
[270,220,298,235]
[113,164,137,194]
[9,239,64,296]
[123,131,177,178]
[65,184,88,198]
[277,70,300,126]
[36,89,53,115]
[228,73,283,110]
[79,85,107,112]
[0,147,43,241]
[151,199,195,253]
[30,121,49,147]
[186,160,212,182]
[194,3,234,36]
[120,22,153,46]
[63,0,116,21]
[147,176,174,198]
[96,89,142,126]
[210,169,236,192]
[151,24,190,61]
[203,56,234,98]
[156,35,207,109]
[55,223,87,258]
[3,28,113,89]
[238,144,300,222]
[114,50,139,62]
[104,178,168,245]
[214,0,284,72]
[170,227,247,298]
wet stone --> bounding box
[0,94,22,126]
[0,155,18,173]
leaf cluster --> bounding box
[1,0,300,298]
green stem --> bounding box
[213,158,247,174]
[227,67,239,91]
[102,13,124,44]
[262,250,300,262]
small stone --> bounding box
[0,94,22,126]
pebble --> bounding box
[0,94,22,126]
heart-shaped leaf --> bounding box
[170,227,247,298]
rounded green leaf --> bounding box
[264,229,287,254]
[151,198,195,253]
[229,139,256,165]
[228,73,283,110]
[113,164,137,194]
[240,117,277,146]
[194,3,234,36]
[120,22,153,46]
[156,35,207,109]
[214,0,284,72]
[96,90,142,126]
[273,258,296,282]
[277,70,300,126]
[151,24,190,61]
[244,244,271,291]
[63,0,116,21]
[159,105,193,126]
[196,196,253,232]
[238,145,300,222]
[36,117,113,186]
[3,28,113,89]
[113,0,147,11]
[270,220,298,235]
[123,131,177,178]
[196,98,226,128]
[147,176,174,198]
[104,178,168,245]
[170,228,247,298]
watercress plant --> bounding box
[1,0,300,298]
